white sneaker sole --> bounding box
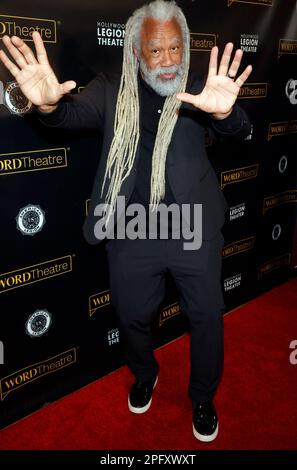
[192,422,219,442]
[128,376,158,414]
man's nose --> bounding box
[160,50,174,67]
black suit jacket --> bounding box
[39,71,251,244]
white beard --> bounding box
[139,57,185,97]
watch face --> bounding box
[4,81,33,115]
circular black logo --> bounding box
[26,310,52,337]
[16,204,45,236]
[4,81,33,115]
[272,224,282,241]
[278,155,288,174]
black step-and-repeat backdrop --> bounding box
[0,0,296,429]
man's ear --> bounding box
[133,47,138,59]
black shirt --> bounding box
[127,74,178,237]
[130,74,175,206]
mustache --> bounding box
[151,64,182,79]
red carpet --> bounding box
[0,277,296,450]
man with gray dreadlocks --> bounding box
[0,0,252,441]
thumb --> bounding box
[176,92,199,107]
[60,80,76,96]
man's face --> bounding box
[138,17,185,96]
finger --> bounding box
[227,48,243,78]
[208,46,218,78]
[2,35,28,68]
[176,92,199,108]
[32,31,49,65]
[235,64,253,87]
[0,49,21,77]
[218,42,234,76]
[10,35,38,65]
[59,80,77,95]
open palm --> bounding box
[177,43,252,118]
[0,32,76,108]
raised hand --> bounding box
[177,43,252,119]
[0,31,76,112]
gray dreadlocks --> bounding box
[101,0,190,219]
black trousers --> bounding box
[105,234,225,403]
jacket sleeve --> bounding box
[209,104,252,141]
[36,73,106,131]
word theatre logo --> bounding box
[107,328,119,346]
[222,237,255,258]
[221,164,259,189]
[229,202,246,221]
[16,204,45,236]
[224,273,242,292]
[240,34,259,53]
[0,148,68,176]
[190,33,217,52]
[0,348,77,400]
[238,83,267,99]
[97,21,125,47]
[285,79,297,105]
[258,253,291,280]
[89,290,110,317]
[263,191,297,214]
[268,120,297,140]
[159,302,181,327]
[0,256,72,294]
[26,309,52,338]
[0,14,57,42]
[278,39,297,58]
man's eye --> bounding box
[152,49,159,54]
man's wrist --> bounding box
[37,104,58,114]
[211,108,233,120]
